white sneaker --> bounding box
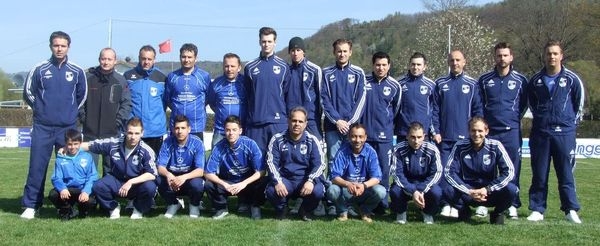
[527,211,544,222]
[164,204,181,219]
[109,206,121,219]
[313,201,326,216]
[289,198,302,214]
[423,212,434,224]
[565,210,582,224]
[395,212,407,224]
[130,208,143,219]
[449,207,459,218]
[440,205,451,217]
[189,205,200,218]
[327,205,337,216]
[20,208,36,220]
[475,206,488,217]
[212,209,229,220]
[508,206,518,219]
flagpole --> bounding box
[108,18,113,47]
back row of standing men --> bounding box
[20,27,583,224]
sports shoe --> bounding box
[164,204,181,219]
[20,208,36,220]
[565,210,582,224]
[59,208,71,221]
[508,206,518,219]
[475,206,488,217]
[361,214,373,223]
[212,209,229,220]
[440,205,451,217]
[337,212,348,222]
[289,198,302,214]
[130,208,143,219]
[198,201,205,211]
[527,211,544,222]
[176,197,186,209]
[237,202,249,213]
[348,206,359,217]
[490,212,505,225]
[250,206,261,220]
[299,209,313,222]
[449,207,459,218]
[327,205,337,216]
[423,212,434,224]
[313,201,326,216]
[109,206,121,219]
[189,205,200,218]
[395,212,407,224]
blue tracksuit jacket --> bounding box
[244,54,290,125]
[391,141,442,194]
[321,62,367,132]
[479,67,528,131]
[286,58,322,121]
[361,74,401,142]
[88,136,157,181]
[51,149,98,194]
[266,130,325,184]
[124,65,167,138]
[396,73,436,137]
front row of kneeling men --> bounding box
[49,107,515,224]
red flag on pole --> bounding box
[159,39,171,54]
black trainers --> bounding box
[299,209,312,222]
[458,207,472,222]
[276,209,288,220]
[490,212,505,225]
[58,208,72,221]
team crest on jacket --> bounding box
[303,72,309,82]
[507,80,516,90]
[419,157,426,167]
[348,74,356,83]
[483,154,491,165]
[300,144,308,155]
[383,86,391,96]
[462,84,470,94]
[65,71,74,82]
[273,66,281,75]
[80,159,88,168]
[420,85,428,95]
[150,87,158,96]
[132,155,139,165]
[559,78,567,87]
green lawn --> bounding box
[1,148,598,245]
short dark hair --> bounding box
[139,45,156,56]
[224,115,242,128]
[544,40,563,52]
[349,123,367,133]
[494,42,512,54]
[65,128,82,143]
[288,106,308,120]
[173,115,190,126]
[468,116,488,129]
[372,51,390,65]
[407,121,424,134]
[259,27,277,40]
[49,31,71,46]
[127,117,144,130]
[180,43,198,57]
[223,53,241,66]
[332,39,353,50]
[410,52,427,64]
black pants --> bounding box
[48,187,96,211]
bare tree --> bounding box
[421,0,471,12]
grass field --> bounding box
[1,148,599,245]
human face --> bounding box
[288,111,307,139]
[407,128,425,150]
[50,37,69,61]
[224,122,242,146]
[173,121,191,144]
[289,48,305,64]
[448,51,466,75]
[469,120,489,149]
[348,127,367,154]
[99,49,117,73]
[139,50,156,71]
[494,48,513,70]
[334,43,352,66]
[409,57,427,77]
[544,45,563,71]
[125,125,144,149]
[223,57,241,81]
[259,34,276,56]
[180,50,197,70]
[373,57,390,80]
[65,139,81,156]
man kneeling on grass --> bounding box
[326,123,386,223]
[157,115,205,219]
[83,117,157,219]
[444,117,516,225]
[49,129,98,220]
[205,115,266,220]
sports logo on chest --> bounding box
[383,86,392,96]
[65,71,74,82]
[348,74,356,83]
[329,74,336,82]
[150,87,158,97]
[483,154,491,165]
[299,144,308,155]
[419,157,426,167]
[252,67,260,75]
[442,84,450,92]
[507,80,517,90]
[303,72,309,82]
[80,159,88,168]
[462,84,470,94]
[420,85,428,95]
[273,66,281,75]
[559,77,567,87]
[177,156,184,164]
[132,155,139,166]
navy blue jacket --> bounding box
[266,130,325,184]
[287,58,322,121]
[361,74,401,142]
[391,141,442,194]
[479,67,528,131]
[244,54,290,125]
[321,62,366,132]
[89,136,158,182]
[396,73,436,137]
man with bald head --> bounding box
[81,47,132,176]
[431,49,483,217]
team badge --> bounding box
[252,67,260,75]
[80,159,88,168]
[348,74,356,83]
[150,87,158,97]
[419,157,426,167]
[273,66,281,75]
[483,154,491,165]
[559,78,567,87]
[65,71,74,82]
[132,155,139,165]
[300,144,308,155]
[462,84,470,94]
[508,80,516,90]
[383,86,391,96]
[303,72,309,82]
[420,85,428,95]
